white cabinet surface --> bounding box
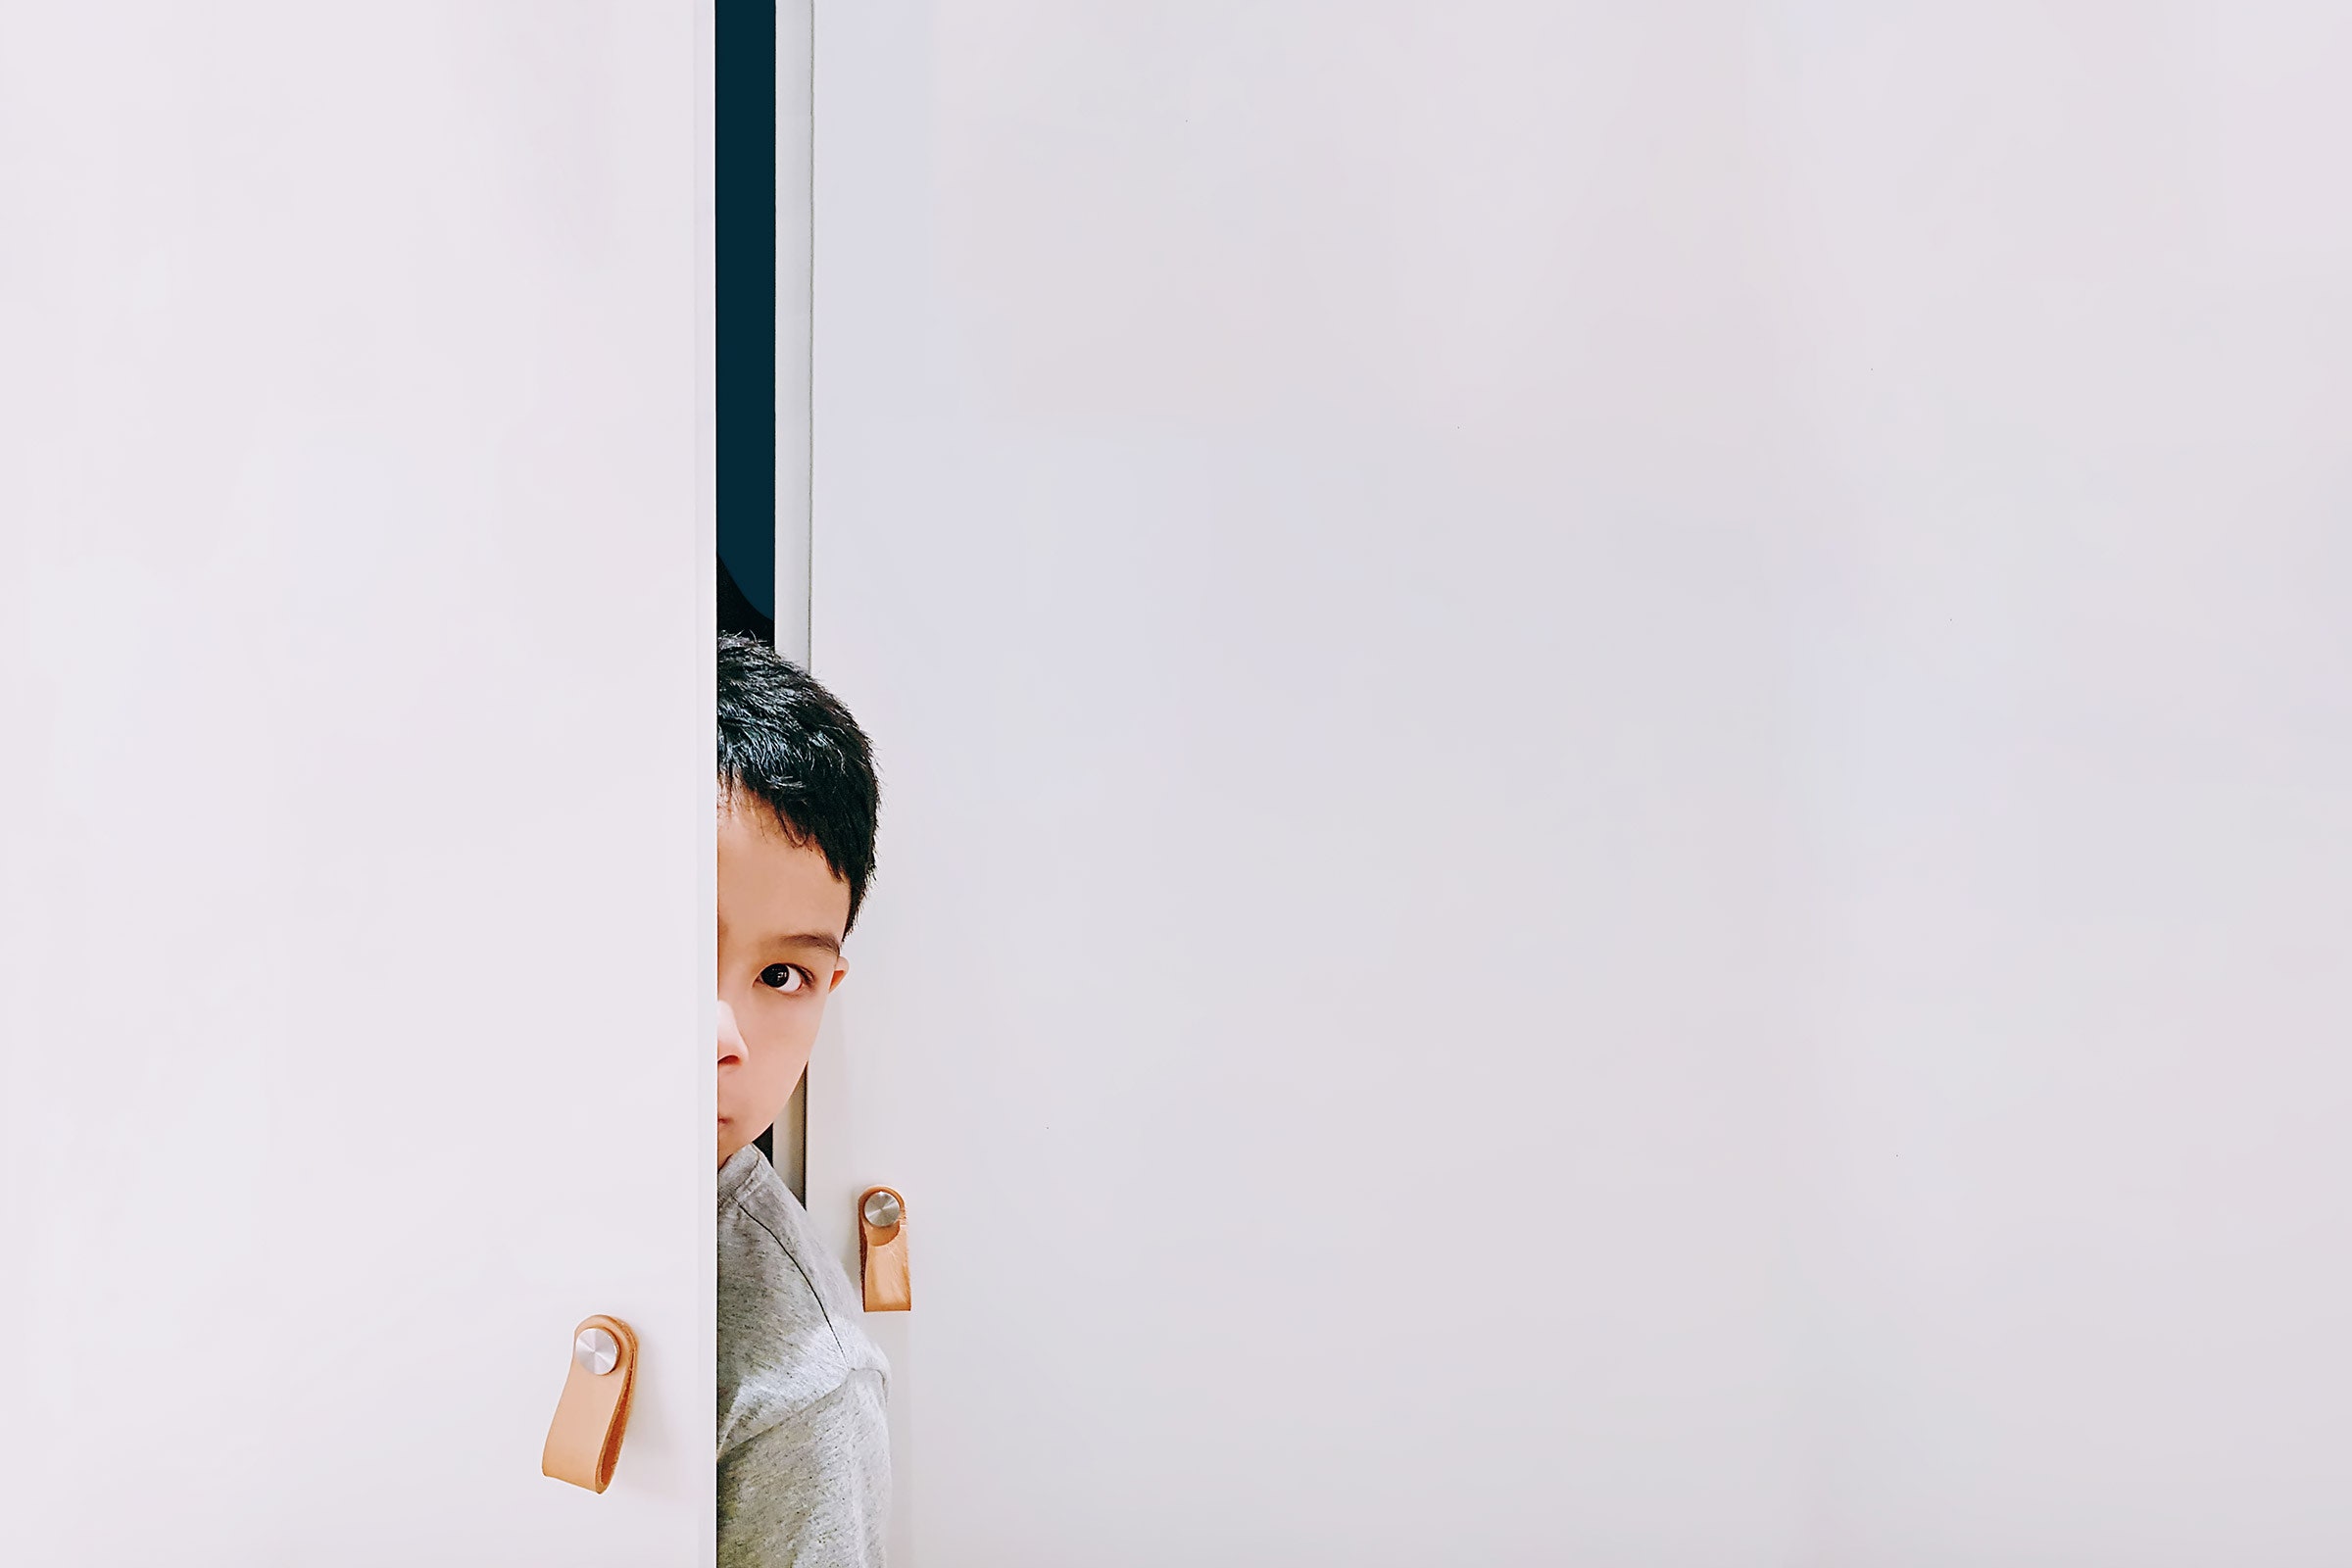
[0,6,715,1562]
[807,4,2352,1564]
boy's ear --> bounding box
[828,961,850,994]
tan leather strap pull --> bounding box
[858,1187,911,1312]
[541,1314,638,1494]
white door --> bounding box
[808,4,2352,1564]
[1,7,714,1562]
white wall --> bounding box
[809,3,2352,1564]
[1769,7,2352,1560]
[0,7,714,1562]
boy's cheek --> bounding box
[743,995,826,1057]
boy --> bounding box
[715,633,890,1566]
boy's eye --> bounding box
[759,963,808,994]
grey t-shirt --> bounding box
[718,1145,892,1567]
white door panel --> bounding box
[0,6,712,1562]
[811,4,2352,1564]
[808,4,1806,1562]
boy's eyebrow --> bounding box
[766,930,843,957]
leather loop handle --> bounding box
[541,1314,638,1494]
[858,1187,911,1312]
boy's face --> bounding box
[716,794,852,1169]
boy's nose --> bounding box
[716,998,747,1064]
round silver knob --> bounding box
[862,1191,903,1229]
[573,1326,619,1376]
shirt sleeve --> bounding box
[718,1367,892,1568]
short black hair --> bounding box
[716,634,881,932]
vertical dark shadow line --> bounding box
[716,0,777,648]
[716,0,780,1164]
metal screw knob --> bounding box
[574,1326,619,1376]
[862,1191,903,1229]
